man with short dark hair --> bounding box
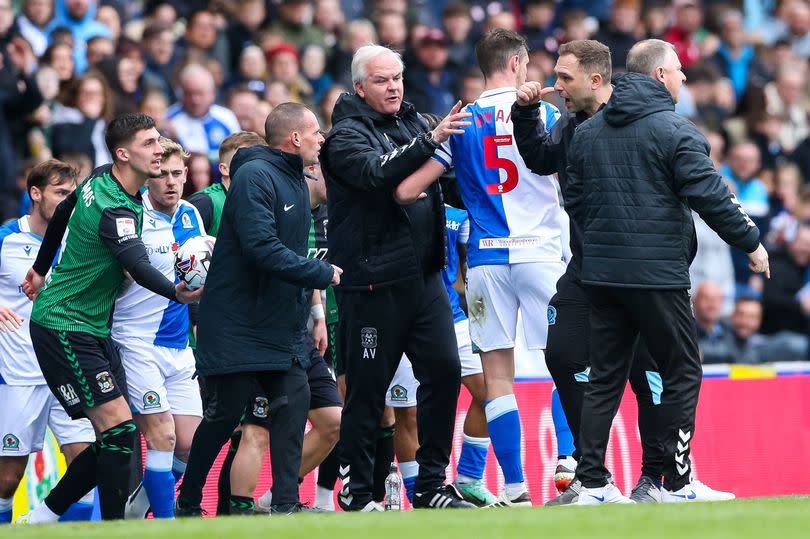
[18,113,203,523]
[176,103,341,516]
[566,38,768,504]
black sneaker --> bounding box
[269,502,326,515]
[174,499,205,517]
[545,478,581,506]
[413,484,477,509]
[629,476,662,503]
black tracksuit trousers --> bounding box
[577,286,702,491]
[545,273,664,480]
[336,272,461,511]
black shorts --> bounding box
[243,342,341,428]
[30,321,128,420]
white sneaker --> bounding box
[662,480,735,503]
[554,456,577,493]
[485,489,532,508]
[360,501,384,512]
[254,491,272,514]
[125,482,151,519]
[577,483,635,505]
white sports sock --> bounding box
[505,482,526,498]
[314,486,334,510]
[398,460,419,480]
[28,501,60,524]
[0,497,13,512]
[78,490,95,504]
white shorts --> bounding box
[385,319,483,408]
[115,338,202,417]
[0,384,95,455]
[466,262,564,352]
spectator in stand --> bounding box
[226,45,267,96]
[684,63,734,130]
[595,0,642,71]
[85,34,115,68]
[96,55,141,117]
[729,296,769,364]
[520,0,556,53]
[329,19,376,89]
[766,163,803,250]
[484,10,517,33]
[225,0,267,73]
[664,0,706,70]
[762,223,810,361]
[749,111,792,182]
[184,151,212,196]
[459,69,485,106]
[313,0,345,50]
[41,42,75,89]
[15,0,54,57]
[405,29,456,115]
[272,0,327,51]
[764,64,809,154]
[781,0,810,59]
[166,63,239,164]
[175,10,229,81]
[694,282,736,364]
[375,9,407,49]
[141,23,178,102]
[267,42,313,105]
[441,3,475,82]
[722,141,771,220]
[50,70,112,168]
[555,10,592,44]
[139,88,175,138]
[226,85,262,132]
[265,78,292,108]
[642,0,669,39]
[301,44,333,105]
[94,3,120,42]
[317,84,345,131]
[708,8,770,106]
[50,0,112,74]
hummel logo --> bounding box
[589,494,605,502]
[672,491,697,500]
[283,204,295,211]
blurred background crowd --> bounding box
[0,0,809,364]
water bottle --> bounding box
[384,463,402,511]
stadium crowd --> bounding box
[0,0,807,523]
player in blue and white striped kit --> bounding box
[113,138,205,519]
[395,29,566,507]
[0,161,96,524]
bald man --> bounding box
[176,103,342,516]
[166,63,240,164]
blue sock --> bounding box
[0,497,12,524]
[59,490,95,521]
[399,461,418,503]
[551,388,575,457]
[485,395,524,485]
[457,434,489,481]
[143,450,175,519]
[172,456,187,484]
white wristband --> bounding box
[310,303,325,320]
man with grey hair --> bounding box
[320,44,474,511]
[566,38,769,505]
[166,63,240,164]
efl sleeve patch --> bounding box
[116,217,136,237]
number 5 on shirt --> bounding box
[484,134,518,195]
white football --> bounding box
[174,235,216,290]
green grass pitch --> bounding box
[2,497,809,539]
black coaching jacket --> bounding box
[565,73,761,289]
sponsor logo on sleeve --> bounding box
[116,217,136,237]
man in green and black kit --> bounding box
[18,114,203,523]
